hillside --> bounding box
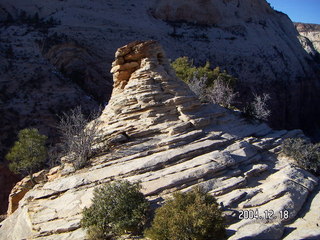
[0,41,319,240]
[0,0,320,215]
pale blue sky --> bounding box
[267,0,320,24]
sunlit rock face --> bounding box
[295,22,320,53]
[0,41,319,240]
[97,40,207,139]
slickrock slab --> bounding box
[0,41,318,240]
[283,184,320,240]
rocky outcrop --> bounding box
[297,35,319,57]
[0,0,320,216]
[0,41,319,240]
[6,170,47,216]
[295,23,320,53]
[283,183,320,240]
[99,40,207,139]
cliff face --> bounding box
[295,23,320,53]
[0,0,320,214]
[153,0,274,26]
[0,41,319,240]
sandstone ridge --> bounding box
[98,40,208,140]
[1,41,319,240]
[1,0,320,211]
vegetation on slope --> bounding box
[282,138,320,175]
[81,181,150,240]
[145,187,226,240]
[5,128,47,184]
[171,57,271,120]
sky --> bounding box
[266,0,320,24]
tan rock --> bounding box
[111,62,139,74]
[295,23,320,53]
[110,64,121,74]
[1,3,320,220]
[120,62,139,71]
[7,170,47,215]
[47,166,62,182]
[112,57,125,67]
[114,70,132,81]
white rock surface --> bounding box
[0,41,319,240]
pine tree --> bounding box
[6,128,47,184]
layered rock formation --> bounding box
[1,0,320,218]
[0,0,319,145]
[295,23,320,53]
[1,41,319,240]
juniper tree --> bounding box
[6,128,47,184]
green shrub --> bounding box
[145,187,226,240]
[5,128,47,184]
[171,57,195,83]
[282,138,320,175]
[81,180,150,240]
[171,57,237,108]
[171,57,236,87]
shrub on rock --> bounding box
[81,180,150,240]
[57,106,100,170]
[243,93,271,121]
[145,187,226,240]
[171,57,237,108]
[282,138,320,175]
[171,57,236,87]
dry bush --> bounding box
[188,75,207,99]
[188,75,237,108]
[251,93,271,121]
[207,78,238,107]
[243,93,271,121]
[57,106,100,170]
[282,138,320,175]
